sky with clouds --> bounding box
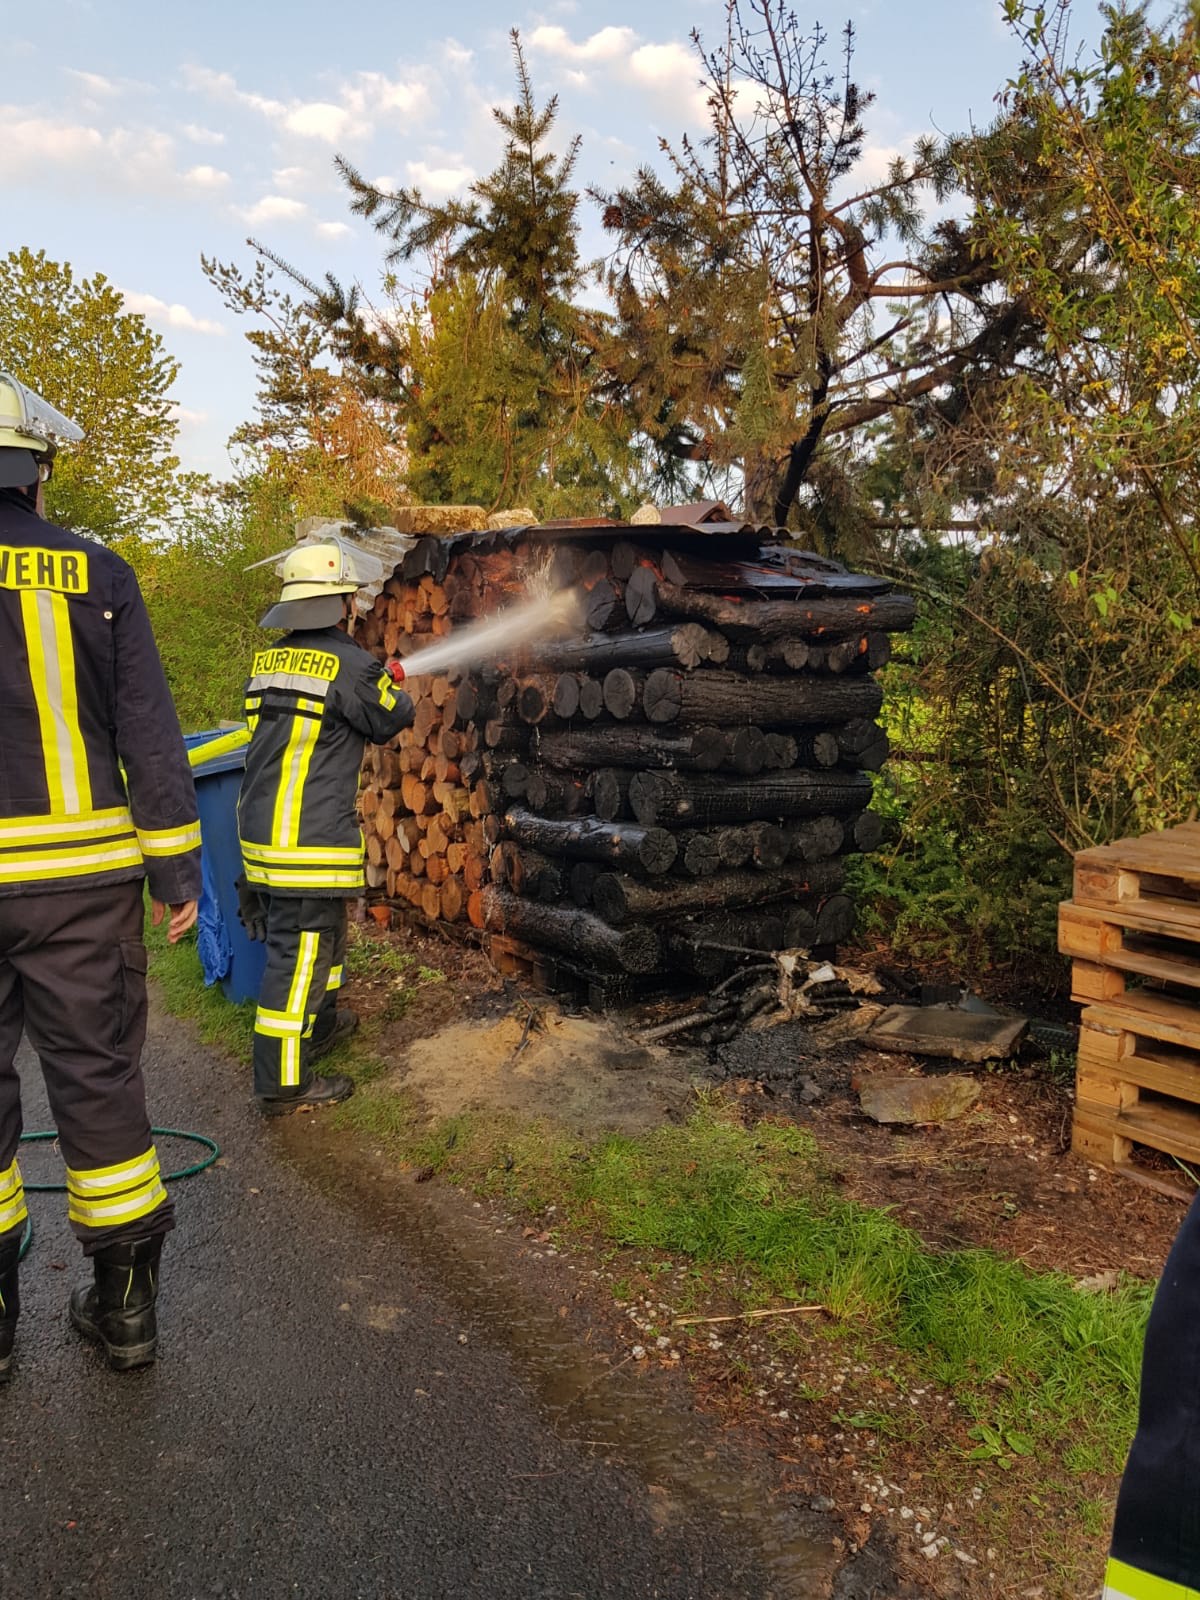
[3,0,1112,480]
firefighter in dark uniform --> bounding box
[1102,1193,1200,1599]
[237,536,413,1114]
[0,371,201,1375]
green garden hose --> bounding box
[15,1126,220,1260]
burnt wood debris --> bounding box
[354,517,914,1003]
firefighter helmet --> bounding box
[254,534,385,631]
[0,371,84,489]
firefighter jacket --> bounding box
[0,488,202,904]
[237,626,414,896]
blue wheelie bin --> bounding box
[184,727,266,1004]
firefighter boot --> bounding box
[0,1234,20,1383]
[256,1072,355,1117]
[69,1235,163,1371]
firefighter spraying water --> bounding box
[235,533,578,1115]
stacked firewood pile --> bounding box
[354,519,914,1001]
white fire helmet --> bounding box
[0,371,84,489]
[249,532,385,631]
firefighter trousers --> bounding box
[0,881,173,1255]
[252,895,348,1099]
[1104,1193,1200,1598]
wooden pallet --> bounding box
[1072,991,1200,1192]
[1073,823,1200,914]
[1059,899,1200,1002]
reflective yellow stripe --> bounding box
[0,843,143,883]
[187,727,250,769]
[254,931,322,1089]
[1104,1558,1200,1599]
[377,675,397,710]
[241,842,364,865]
[65,1148,166,1230]
[0,807,133,846]
[243,864,364,889]
[20,590,92,814]
[136,821,202,857]
[327,964,344,991]
[68,1180,167,1228]
[271,714,321,848]
[0,1159,26,1237]
[66,1148,160,1195]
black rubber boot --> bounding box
[69,1235,163,1372]
[309,1006,359,1064]
[256,1072,355,1117]
[0,1234,21,1384]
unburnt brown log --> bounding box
[535,726,728,774]
[591,861,845,927]
[628,768,872,828]
[837,718,890,772]
[504,808,678,875]
[481,888,660,974]
[642,668,883,728]
[645,579,916,641]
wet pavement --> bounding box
[0,1010,831,1600]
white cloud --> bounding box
[65,69,119,96]
[316,220,352,239]
[168,403,209,426]
[530,25,637,63]
[118,289,226,338]
[183,121,225,145]
[184,163,230,189]
[183,62,430,146]
[273,164,309,190]
[282,100,352,141]
[237,193,310,225]
[528,25,708,129]
[405,159,474,197]
[0,109,217,198]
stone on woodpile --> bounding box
[858,1073,980,1125]
[392,505,490,534]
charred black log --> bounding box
[504,807,678,875]
[628,769,872,828]
[642,668,883,728]
[482,888,660,973]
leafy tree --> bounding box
[265,30,636,516]
[201,253,407,522]
[0,246,186,543]
[864,0,1200,961]
[595,0,1039,534]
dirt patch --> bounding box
[398,1008,696,1133]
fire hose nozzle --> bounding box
[385,659,406,684]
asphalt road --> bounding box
[0,1010,778,1600]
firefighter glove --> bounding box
[235,875,268,942]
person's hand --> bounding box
[234,876,269,942]
[152,899,198,944]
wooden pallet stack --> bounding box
[1060,822,1200,1182]
[354,516,915,1002]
